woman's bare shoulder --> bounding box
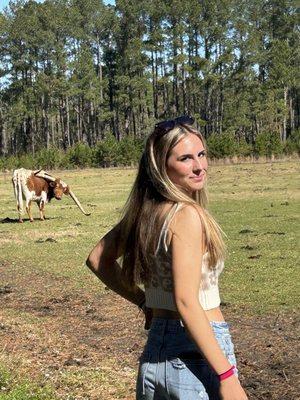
[170,203,203,235]
[177,202,203,220]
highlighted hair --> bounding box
[119,124,226,286]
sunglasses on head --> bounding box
[154,115,195,135]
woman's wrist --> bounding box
[218,365,236,381]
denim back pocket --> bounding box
[167,351,211,393]
[170,351,208,368]
[137,351,154,396]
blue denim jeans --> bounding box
[136,318,238,400]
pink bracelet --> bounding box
[219,365,235,381]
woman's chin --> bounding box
[191,182,205,191]
[177,182,205,196]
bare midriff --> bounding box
[152,306,225,322]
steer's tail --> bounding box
[12,170,24,217]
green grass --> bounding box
[0,364,57,400]
[0,162,299,398]
[57,363,136,400]
[207,163,300,314]
[1,162,299,311]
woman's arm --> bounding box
[86,223,145,308]
[170,205,248,399]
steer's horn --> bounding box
[34,170,90,216]
[34,170,56,181]
[68,190,91,216]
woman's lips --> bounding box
[190,175,205,182]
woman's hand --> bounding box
[219,375,248,400]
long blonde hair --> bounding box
[119,123,226,286]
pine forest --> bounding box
[0,0,299,168]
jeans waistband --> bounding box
[150,317,230,334]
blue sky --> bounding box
[0,0,115,12]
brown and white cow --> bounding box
[12,168,90,222]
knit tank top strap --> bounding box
[155,202,183,254]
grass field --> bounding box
[0,161,299,399]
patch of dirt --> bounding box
[0,232,23,245]
[29,229,79,240]
[0,267,298,400]
[248,254,262,259]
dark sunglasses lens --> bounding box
[176,115,194,125]
[155,120,175,132]
[154,115,194,136]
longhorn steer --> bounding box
[12,168,90,222]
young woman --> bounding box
[86,116,248,400]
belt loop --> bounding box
[142,361,150,395]
[162,318,168,335]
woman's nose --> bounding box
[193,157,203,171]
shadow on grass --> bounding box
[1,217,60,224]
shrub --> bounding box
[35,147,64,170]
[93,134,120,167]
[283,139,297,155]
[0,155,18,171]
[284,129,300,155]
[0,154,37,170]
[118,136,143,166]
[65,142,92,168]
[17,154,36,169]
[254,132,283,157]
[207,132,237,158]
[236,137,253,157]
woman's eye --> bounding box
[180,156,189,161]
[198,152,206,158]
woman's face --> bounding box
[166,133,208,195]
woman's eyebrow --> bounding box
[176,153,192,158]
[178,150,205,157]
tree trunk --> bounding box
[289,95,294,132]
[151,49,157,118]
[155,50,158,118]
[42,94,50,149]
[66,96,71,146]
[33,106,38,155]
[181,36,186,114]
[282,87,288,142]
[132,108,136,138]
[59,98,66,149]
[0,106,7,156]
[204,36,211,138]
[76,104,80,142]
[173,49,179,115]
[97,37,103,103]
[50,98,55,146]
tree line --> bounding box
[0,0,299,163]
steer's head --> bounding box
[34,169,90,215]
[49,178,70,200]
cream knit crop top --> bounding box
[144,203,224,311]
